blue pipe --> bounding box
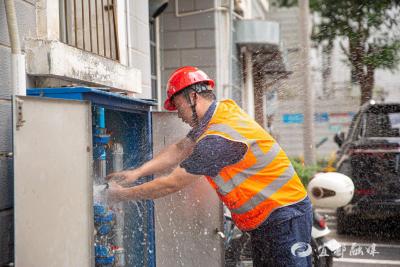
[97,107,105,129]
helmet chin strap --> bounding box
[183,89,199,128]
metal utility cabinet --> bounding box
[13,88,223,267]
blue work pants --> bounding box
[249,198,313,267]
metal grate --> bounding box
[59,0,119,60]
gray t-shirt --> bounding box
[180,101,247,177]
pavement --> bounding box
[318,208,400,267]
[225,208,400,267]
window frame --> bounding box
[149,17,162,110]
[58,0,121,61]
[30,0,141,93]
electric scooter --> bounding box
[308,172,354,267]
[311,209,341,266]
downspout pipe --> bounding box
[5,0,26,96]
[228,0,233,97]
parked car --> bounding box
[333,101,400,234]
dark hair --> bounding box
[171,82,216,102]
[184,82,216,101]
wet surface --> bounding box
[225,208,400,266]
[319,208,400,266]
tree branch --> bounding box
[339,41,350,58]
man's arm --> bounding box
[107,137,195,184]
[138,137,195,176]
[108,166,201,202]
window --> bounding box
[149,19,159,104]
[346,112,360,141]
[365,112,400,137]
[59,0,119,60]
[150,20,157,99]
[357,114,367,138]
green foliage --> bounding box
[273,0,400,70]
[273,0,400,104]
[364,41,400,70]
[310,0,400,68]
[311,1,400,104]
[291,158,325,187]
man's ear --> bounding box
[190,91,197,103]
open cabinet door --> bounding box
[152,111,224,267]
[13,96,94,267]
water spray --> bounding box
[92,106,125,267]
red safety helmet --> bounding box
[164,66,215,111]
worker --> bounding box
[106,66,313,267]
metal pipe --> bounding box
[174,0,228,17]
[97,110,106,182]
[94,107,107,183]
[111,143,124,251]
[4,0,26,96]
[112,143,123,172]
[4,0,19,54]
[97,106,105,128]
[111,143,125,266]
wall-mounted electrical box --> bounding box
[13,87,223,267]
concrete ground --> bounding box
[320,208,400,267]
[227,209,400,267]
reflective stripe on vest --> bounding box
[231,165,295,214]
[206,124,295,214]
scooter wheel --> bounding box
[311,238,333,267]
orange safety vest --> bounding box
[198,99,307,231]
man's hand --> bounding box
[105,167,201,202]
[105,169,141,186]
[106,181,126,203]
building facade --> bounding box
[1,0,152,264]
[267,6,400,159]
[0,0,287,264]
[265,6,357,159]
